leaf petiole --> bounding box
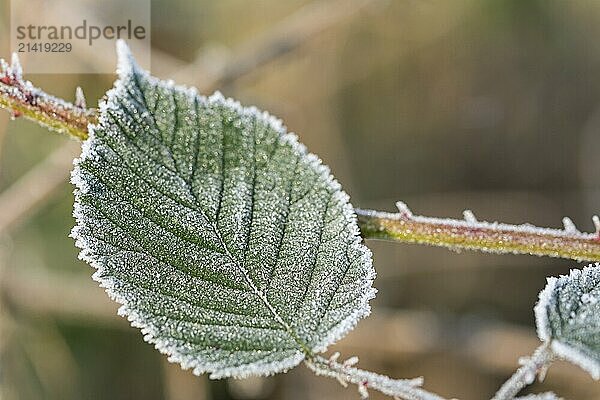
[491,344,555,400]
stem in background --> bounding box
[0,54,96,140]
[357,202,600,263]
[0,142,80,234]
[305,353,447,400]
[492,344,555,400]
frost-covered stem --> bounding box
[491,344,555,400]
[357,202,600,262]
[0,54,96,140]
[305,354,447,400]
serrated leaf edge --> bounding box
[534,262,600,380]
[70,40,376,379]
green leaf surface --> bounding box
[534,263,600,380]
[71,42,375,379]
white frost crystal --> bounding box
[516,393,562,400]
[534,263,600,380]
[71,41,375,379]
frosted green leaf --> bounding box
[70,41,375,379]
[534,263,600,380]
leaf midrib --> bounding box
[128,70,315,357]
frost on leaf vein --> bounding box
[70,41,375,379]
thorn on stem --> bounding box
[75,86,87,109]
[0,55,24,86]
[463,210,478,223]
[0,58,7,73]
[395,201,413,219]
[517,355,530,366]
[10,53,23,81]
[328,352,340,364]
[335,375,348,387]
[562,217,579,235]
[343,356,359,367]
[1,59,12,85]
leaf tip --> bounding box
[115,39,137,77]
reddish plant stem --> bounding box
[0,55,96,140]
[357,203,600,262]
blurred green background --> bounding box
[0,0,598,399]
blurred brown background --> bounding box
[0,0,598,399]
